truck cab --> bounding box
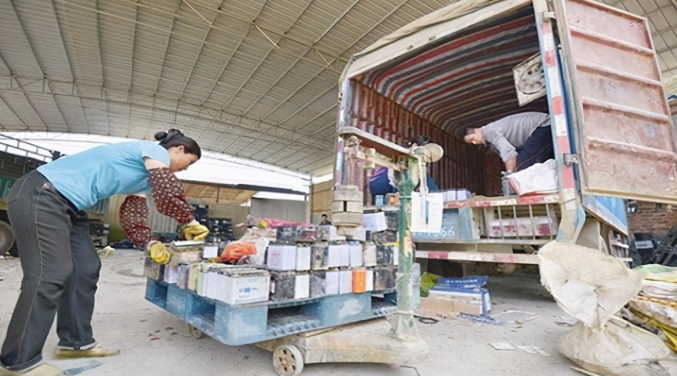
[334,0,675,266]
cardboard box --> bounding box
[376,244,395,265]
[269,272,310,301]
[339,269,353,294]
[143,257,164,281]
[436,276,488,289]
[384,211,398,231]
[297,227,318,243]
[163,266,178,284]
[318,226,344,241]
[348,241,363,267]
[176,265,190,289]
[328,243,349,268]
[219,268,271,305]
[295,274,310,300]
[374,266,396,291]
[419,296,486,316]
[310,270,340,297]
[366,269,374,291]
[326,270,340,295]
[270,271,295,301]
[363,212,387,232]
[363,243,377,267]
[168,241,204,267]
[311,242,329,270]
[427,287,491,315]
[441,189,472,203]
[296,246,311,271]
[267,244,297,271]
[276,226,302,243]
[311,271,327,297]
[370,231,398,243]
[188,263,202,291]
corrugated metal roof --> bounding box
[0,0,675,176]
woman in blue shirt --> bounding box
[0,130,209,376]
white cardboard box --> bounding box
[364,244,377,267]
[349,243,363,267]
[267,244,297,271]
[296,246,311,271]
[363,212,388,232]
[366,269,374,292]
[325,270,340,295]
[294,274,310,300]
[221,271,271,305]
[339,244,350,267]
[328,244,350,268]
[163,266,178,284]
[339,269,353,294]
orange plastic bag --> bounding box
[221,242,257,262]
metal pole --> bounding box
[389,159,420,339]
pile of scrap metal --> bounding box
[539,242,677,376]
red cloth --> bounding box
[119,195,151,248]
[148,168,194,224]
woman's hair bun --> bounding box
[154,131,168,142]
[155,129,184,144]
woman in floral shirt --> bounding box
[1,129,208,376]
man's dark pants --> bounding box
[0,171,101,371]
[516,126,555,171]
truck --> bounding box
[333,0,675,269]
[0,135,57,256]
[0,135,111,256]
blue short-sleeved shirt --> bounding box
[38,141,170,210]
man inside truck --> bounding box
[464,112,553,173]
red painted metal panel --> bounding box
[556,0,677,202]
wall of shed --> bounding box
[250,198,307,223]
[311,180,333,223]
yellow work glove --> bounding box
[183,220,210,241]
[148,241,171,264]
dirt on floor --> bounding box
[0,250,579,376]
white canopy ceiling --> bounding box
[0,0,675,176]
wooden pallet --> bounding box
[145,279,398,346]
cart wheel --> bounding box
[188,325,206,339]
[273,345,304,376]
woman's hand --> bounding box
[148,241,171,264]
[183,220,210,240]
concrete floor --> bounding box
[0,250,579,376]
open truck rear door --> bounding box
[553,0,677,204]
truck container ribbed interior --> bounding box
[348,6,551,196]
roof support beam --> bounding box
[176,1,223,104]
[257,0,407,122]
[245,0,361,120]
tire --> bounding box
[273,345,304,376]
[0,221,15,256]
[188,325,206,339]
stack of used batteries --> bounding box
[266,225,317,301]
[366,210,398,292]
[265,223,400,302]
